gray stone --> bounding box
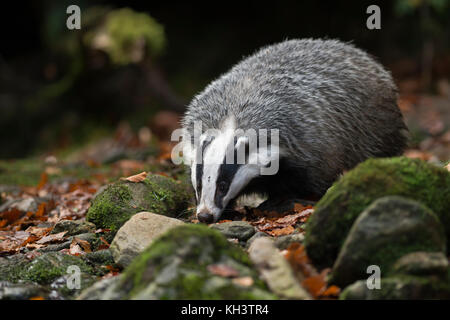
[110,212,185,268]
[248,237,311,300]
[392,251,449,276]
[0,198,37,213]
[274,233,305,250]
[76,276,123,300]
[331,196,446,287]
[245,231,269,249]
[211,221,256,241]
[68,232,98,244]
[0,281,50,300]
[82,249,114,266]
[341,275,450,300]
[51,219,96,236]
[38,241,71,252]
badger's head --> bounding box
[183,117,280,223]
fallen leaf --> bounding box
[207,264,240,277]
[37,172,48,190]
[26,243,45,250]
[72,237,92,253]
[96,236,110,250]
[267,225,294,236]
[29,296,45,300]
[35,203,46,217]
[69,242,84,256]
[232,276,254,287]
[1,208,22,224]
[123,171,147,183]
[36,231,67,244]
[321,285,341,297]
[25,226,51,238]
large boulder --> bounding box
[85,224,276,299]
[305,157,450,268]
[110,211,185,268]
[329,196,446,287]
[0,252,98,299]
[340,274,450,300]
[392,251,449,276]
[86,174,193,232]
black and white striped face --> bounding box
[190,119,279,223]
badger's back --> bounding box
[183,39,407,195]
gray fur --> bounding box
[182,38,408,197]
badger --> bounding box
[181,39,408,223]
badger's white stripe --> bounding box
[196,117,236,215]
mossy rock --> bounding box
[340,272,450,299]
[392,252,449,276]
[97,224,276,299]
[86,174,193,232]
[0,252,91,284]
[83,8,166,65]
[329,196,446,287]
[305,157,450,269]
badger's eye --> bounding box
[218,181,228,194]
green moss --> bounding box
[86,183,133,232]
[305,157,450,268]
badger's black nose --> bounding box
[197,211,214,224]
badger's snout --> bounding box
[197,208,216,224]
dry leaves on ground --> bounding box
[284,243,340,299]
[250,204,314,236]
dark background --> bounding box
[1,0,449,158]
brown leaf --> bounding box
[25,226,51,238]
[207,264,240,278]
[302,273,327,298]
[73,237,92,253]
[37,172,48,190]
[231,276,254,287]
[96,236,110,250]
[321,285,341,298]
[36,231,67,244]
[267,225,295,236]
[26,243,45,250]
[1,208,23,224]
[35,203,46,218]
[123,171,147,183]
[69,242,84,256]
